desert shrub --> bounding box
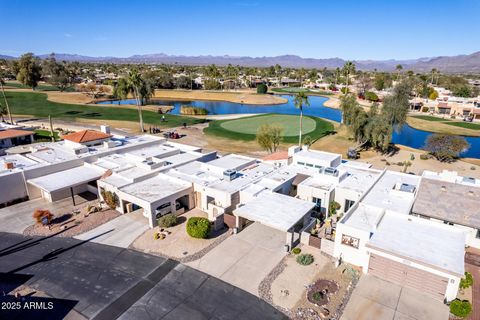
[341,87,349,94]
[292,247,302,255]
[420,154,429,160]
[365,91,379,102]
[450,299,472,318]
[329,201,341,216]
[471,166,476,170]
[257,83,268,94]
[303,135,313,147]
[158,213,178,228]
[396,161,404,166]
[100,189,119,209]
[186,217,211,239]
[33,209,53,225]
[460,272,474,289]
[296,253,314,265]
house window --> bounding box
[312,197,321,209]
[306,163,314,167]
[344,199,355,211]
[297,161,305,166]
[341,234,359,248]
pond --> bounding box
[97,95,480,159]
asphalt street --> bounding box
[0,232,287,320]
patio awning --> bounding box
[234,192,315,232]
[292,173,310,186]
[28,166,105,193]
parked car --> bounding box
[155,201,181,219]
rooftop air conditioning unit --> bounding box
[223,169,237,181]
[324,167,338,177]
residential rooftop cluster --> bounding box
[0,128,478,304]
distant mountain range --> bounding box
[2,51,480,73]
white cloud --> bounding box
[64,33,73,38]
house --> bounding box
[0,129,34,155]
[412,170,480,248]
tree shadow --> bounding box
[50,214,73,225]
[63,111,83,115]
[83,112,102,118]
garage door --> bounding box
[368,254,448,301]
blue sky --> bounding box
[1,0,479,60]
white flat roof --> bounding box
[206,154,255,170]
[367,213,465,276]
[343,204,385,232]
[234,192,315,232]
[119,174,191,203]
[0,154,39,169]
[294,149,340,163]
[362,171,421,214]
[337,166,382,194]
[28,166,104,193]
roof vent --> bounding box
[223,169,237,181]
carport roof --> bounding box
[119,174,191,203]
[234,192,315,232]
[28,166,105,193]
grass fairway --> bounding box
[444,121,480,130]
[204,114,334,143]
[5,81,75,92]
[411,115,451,122]
[5,91,203,128]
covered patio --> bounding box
[233,192,315,250]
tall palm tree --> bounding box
[430,68,437,84]
[127,70,146,132]
[0,78,13,124]
[396,64,403,81]
[342,61,356,91]
[294,91,310,146]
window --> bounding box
[344,199,355,211]
[306,163,314,167]
[297,161,305,166]
[312,197,321,209]
[341,234,359,248]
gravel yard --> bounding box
[130,209,230,262]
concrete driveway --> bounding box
[75,211,148,248]
[187,222,287,296]
[0,195,91,234]
[341,275,449,320]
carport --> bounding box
[233,192,315,250]
[27,166,104,204]
[117,174,194,228]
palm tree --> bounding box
[294,91,310,146]
[430,68,437,84]
[396,64,403,81]
[342,61,356,91]
[0,78,13,124]
[125,70,148,132]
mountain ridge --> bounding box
[1,51,479,73]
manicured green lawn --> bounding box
[5,81,75,92]
[5,91,203,128]
[220,114,316,136]
[204,114,334,143]
[411,115,451,122]
[34,129,60,140]
[444,121,480,130]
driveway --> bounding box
[341,275,449,320]
[75,211,148,248]
[187,222,287,296]
[0,195,92,234]
[0,232,286,320]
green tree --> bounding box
[382,80,411,129]
[395,64,403,81]
[42,53,73,91]
[294,91,310,146]
[342,61,356,90]
[424,134,469,162]
[256,124,283,153]
[256,83,268,94]
[16,53,42,89]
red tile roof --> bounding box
[262,151,289,161]
[0,129,33,140]
[62,130,111,143]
